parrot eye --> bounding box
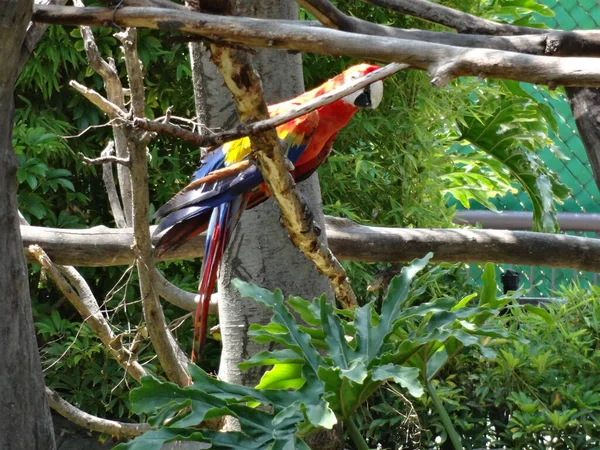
[343,80,383,109]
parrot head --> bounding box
[339,64,384,110]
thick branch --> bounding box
[209,38,357,308]
[46,387,149,437]
[28,245,147,381]
[33,7,600,87]
[20,218,600,273]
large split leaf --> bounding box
[458,96,570,232]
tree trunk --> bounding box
[0,1,56,449]
[188,1,339,448]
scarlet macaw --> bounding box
[153,63,385,358]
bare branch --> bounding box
[33,7,600,88]
[132,64,405,147]
[27,245,147,381]
[100,142,128,228]
[72,8,134,223]
[359,0,537,35]
[115,28,146,118]
[153,268,219,313]
[81,153,131,167]
[46,387,149,437]
[209,39,357,308]
[70,80,126,119]
[20,218,600,273]
[119,28,190,386]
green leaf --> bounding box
[479,263,498,308]
[256,363,305,390]
[239,350,305,371]
[523,304,555,326]
[459,97,570,232]
[234,280,324,375]
[358,255,432,365]
[371,364,423,398]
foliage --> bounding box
[456,81,570,232]
[364,278,600,449]
[114,256,525,449]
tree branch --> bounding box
[81,153,131,167]
[46,387,149,437]
[20,218,600,274]
[132,63,406,147]
[153,268,219,313]
[32,7,600,87]
[27,245,147,381]
[359,0,534,35]
[208,35,357,308]
[120,28,190,386]
[72,7,133,223]
[101,141,128,228]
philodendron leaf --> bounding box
[256,363,305,390]
[112,428,210,450]
[115,364,316,450]
[371,364,423,398]
[239,349,305,370]
[234,279,324,375]
[360,254,432,364]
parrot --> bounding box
[153,63,385,359]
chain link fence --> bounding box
[461,0,600,296]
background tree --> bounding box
[0,1,56,449]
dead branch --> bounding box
[101,141,128,228]
[20,218,600,273]
[132,63,405,148]
[28,245,147,381]
[46,387,149,437]
[119,28,190,387]
[32,6,600,87]
[359,0,531,35]
[153,268,219,313]
[208,37,357,308]
[72,7,133,223]
[81,153,131,167]
[70,80,126,119]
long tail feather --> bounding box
[192,194,248,361]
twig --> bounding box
[81,153,131,167]
[28,245,147,381]
[46,387,149,437]
[209,41,357,308]
[101,141,128,228]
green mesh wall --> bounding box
[464,0,600,296]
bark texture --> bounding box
[0,1,56,448]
